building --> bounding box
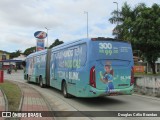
[0,50,10,69]
[13,54,26,69]
[12,54,26,61]
[1,54,26,70]
[156,58,160,73]
[0,50,10,60]
[0,51,26,70]
[147,58,160,73]
[133,54,160,73]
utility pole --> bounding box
[45,27,50,48]
[84,11,89,38]
[113,2,119,39]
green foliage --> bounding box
[22,39,63,56]
[0,81,21,111]
[109,3,160,74]
[49,39,64,49]
[10,50,22,59]
[23,46,36,56]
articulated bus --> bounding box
[24,37,134,98]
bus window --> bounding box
[92,41,133,61]
[78,44,87,67]
[63,49,73,69]
[73,48,80,69]
[73,44,87,69]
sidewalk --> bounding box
[17,82,54,120]
[1,80,54,120]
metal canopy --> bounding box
[0,60,23,63]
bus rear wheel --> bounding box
[62,82,70,98]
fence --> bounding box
[134,76,160,97]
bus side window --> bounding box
[54,53,58,68]
[63,49,73,69]
[79,44,87,67]
[72,44,87,69]
[41,54,46,67]
[73,48,79,69]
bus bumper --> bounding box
[85,85,134,97]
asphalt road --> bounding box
[3,70,160,120]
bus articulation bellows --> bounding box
[24,37,134,98]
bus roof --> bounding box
[27,49,47,58]
[26,37,130,57]
[51,37,130,52]
[51,38,89,52]
[91,37,130,43]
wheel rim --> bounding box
[40,80,42,86]
[27,76,30,82]
[40,78,43,86]
[63,84,67,95]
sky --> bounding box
[0,0,159,53]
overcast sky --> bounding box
[0,0,159,52]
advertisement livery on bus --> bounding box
[24,38,134,98]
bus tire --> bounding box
[62,82,70,98]
[27,75,30,83]
[39,77,44,88]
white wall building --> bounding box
[13,54,26,61]
[147,58,160,73]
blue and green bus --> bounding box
[24,37,134,98]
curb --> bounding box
[133,93,160,101]
[17,83,24,112]
[10,81,55,119]
[6,80,92,119]
[30,86,55,120]
[0,88,8,111]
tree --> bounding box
[109,3,160,74]
[49,39,64,49]
[23,46,36,56]
[109,2,135,40]
[10,50,22,59]
[131,4,160,74]
[16,50,22,55]
[23,39,63,56]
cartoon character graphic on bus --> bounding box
[100,61,114,93]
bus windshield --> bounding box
[92,41,133,61]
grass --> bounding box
[0,80,21,111]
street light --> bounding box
[84,11,89,38]
[113,2,119,39]
[113,2,119,25]
[45,27,50,48]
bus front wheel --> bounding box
[39,77,44,88]
[62,82,70,98]
[27,75,30,83]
